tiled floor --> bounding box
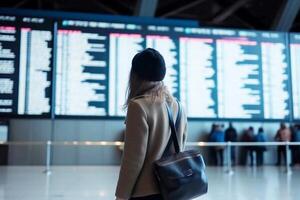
[0,166,300,200]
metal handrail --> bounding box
[0,140,299,175]
[0,141,123,146]
[188,141,300,146]
[1,141,300,146]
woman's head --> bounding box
[131,48,166,82]
[124,48,173,108]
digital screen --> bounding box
[0,15,18,114]
[109,32,180,116]
[55,21,110,116]
[55,19,291,120]
[17,16,52,115]
[290,33,300,120]
[0,14,52,116]
[55,20,181,116]
[108,32,144,116]
[180,28,290,120]
[0,9,295,120]
[179,36,217,118]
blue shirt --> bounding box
[255,133,266,142]
[210,130,225,142]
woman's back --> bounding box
[116,95,187,199]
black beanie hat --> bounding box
[131,48,166,81]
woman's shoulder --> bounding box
[128,95,153,112]
[129,95,151,106]
[129,95,176,112]
[130,95,165,103]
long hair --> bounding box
[124,69,173,109]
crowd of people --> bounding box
[208,122,300,166]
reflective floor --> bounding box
[0,166,300,200]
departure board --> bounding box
[55,20,111,116]
[109,33,144,116]
[109,26,180,116]
[0,9,296,121]
[56,19,181,116]
[145,33,180,98]
[0,14,52,116]
[55,21,291,119]
[260,32,290,120]
[18,16,52,115]
[0,15,18,114]
[180,28,290,120]
[290,33,300,120]
[180,36,217,118]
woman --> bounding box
[115,48,188,200]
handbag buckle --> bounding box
[184,169,193,177]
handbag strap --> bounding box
[175,100,182,131]
[164,100,182,155]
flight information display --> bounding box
[180,36,217,118]
[55,20,291,119]
[290,33,300,120]
[56,20,181,116]
[109,32,144,116]
[109,27,180,116]
[180,28,290,120]
[18,17,52,115]
[0,9,296,120]
[0,15,18,114]
[260,32,290,119]
[55,20,111,116]
[0,14,52,116]
[145,33,180,98]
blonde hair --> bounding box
[124,70,173,109]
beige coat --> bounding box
[115,95,188,199]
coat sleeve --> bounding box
[115,101,149,199]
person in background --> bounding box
[225,122,238,165]
[291,124,300,166]
[209,123,225,166]
[254,127,267,166]
[275,122,291,166]
[209,123,217,139]
[241,126,255,166]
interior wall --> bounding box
[7,119,288,165]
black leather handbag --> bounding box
[154,102,208,200]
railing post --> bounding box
[285,141,292,175]
[44,140,52,175]
[226,141,234,175]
